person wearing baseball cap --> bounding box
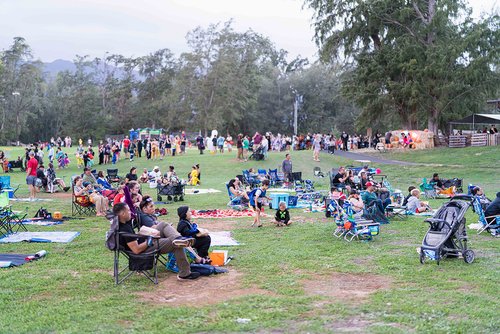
[362,181,391,216]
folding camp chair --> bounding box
[472,196,500,236]
[0,191,27,235]
[0,176,19,199]
[419,178,437,199]
[242,170,260,188]
[268,169,284,187]
[257,169,268,180]
[225,183,245,210]
[71,177,96,216]
[113,231,161,285]
[313,167,325,177]
[106,169,122,187]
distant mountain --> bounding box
[42,59,142,81]
[43,59,76,76]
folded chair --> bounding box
[472,196,500,236]
[0,191,27,235]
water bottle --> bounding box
[34,250,47,258]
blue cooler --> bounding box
[269,193,289,209]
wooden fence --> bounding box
[448,133,499,148]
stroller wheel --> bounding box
[179,196,184,201]
[463,250,475,264]
[419,250,425,264]
[157,195,162,201]
[167,195,173,201]
[173,196,178,202]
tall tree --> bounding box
[305,0,500,137]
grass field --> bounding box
[0,146,498,333]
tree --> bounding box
[305,0,500,137]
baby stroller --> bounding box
[249,146,265,161]
[157,183,185,202]
[420,198,474,265]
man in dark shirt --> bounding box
[332,166,351,191]
[431,173,444,191]
[282,153,293,182]
[113,203,200,281]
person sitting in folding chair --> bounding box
[470,186,491,210]
[228,178,249,205]
[113,203,201,281]
[484,192,500,236]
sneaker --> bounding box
[173,237,195,248]
[63,186,70,192]
[177,272,201,281]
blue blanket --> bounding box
[0,231,80,243]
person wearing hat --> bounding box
[361,182,391,214]
[149,166,162,182]
[73,176,109,216]
[177,206,212,261]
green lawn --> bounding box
[0,146,498,333]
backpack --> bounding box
[35,207,51,219]
[190,264,228,276]
[105,216,119,251]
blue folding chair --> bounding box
[0,176,19,199]
[472,196,500,236]
[225,183,245,210]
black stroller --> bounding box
[420,198,474,265]
[249,146,265,161]
[156,183,185,202]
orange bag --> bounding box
[209,250,227,266]
[53,212,63,220]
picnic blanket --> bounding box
[0,252,46,268]
[191,209,268,219]
[21,218,63,226]
[0,231,80,243]
[185,188,221,194]
[10,198,53,202]
[209,231,240,246]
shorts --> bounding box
[252,202,263,210]
[218,145,224,149]
[26,175,37,186]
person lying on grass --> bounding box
[113,202,200,281]
[274,201,291,227]
[249,179,271,227]
[177,206,212,263]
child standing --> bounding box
[274,201,291,227]
[249,179,270,227]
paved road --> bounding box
[331,149,420,166]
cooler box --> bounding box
[269,193,289,209]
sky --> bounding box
[0,0,498,63]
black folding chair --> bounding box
[113,214,162,285]
[106,169,122,187]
